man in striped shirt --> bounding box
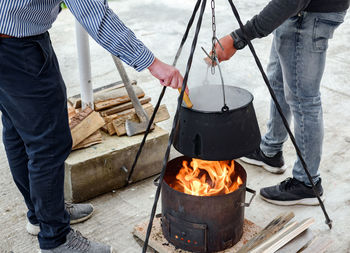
[0,1,184,252]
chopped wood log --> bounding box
[101,125,109,134]
[69,81,133,108]
[103,103,154,123]
[99,96,151,117]
[106,122,116,135]
[113,104,170,136]
[69,107,93,129]
[94,85,145,111]
[72,131,102,150]
[251,218,315,253]
[70,110,105,148]
[237,212,295,253]
[67,102,77,120]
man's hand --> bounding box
[148,58,186,91]
[204,34,237,65]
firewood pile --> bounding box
[67,81,170,150]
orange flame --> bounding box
[172,159,243,196]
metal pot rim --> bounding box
[184,85,254,114]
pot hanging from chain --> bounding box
[173,84,261,161]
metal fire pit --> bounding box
[161,156,255,252]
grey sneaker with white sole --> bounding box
[27,203,94,236]
[40,229,114,253]
[240,148,286,174]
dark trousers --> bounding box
[0,32,71,249]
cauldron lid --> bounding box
[187,85,253,113]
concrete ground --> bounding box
[1,0,350,252]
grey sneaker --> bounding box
[40,229,114,253]
[27,203,94,236]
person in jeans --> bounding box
[0,0,184,252]
[212,0,349,206]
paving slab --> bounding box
[0,0,350,252]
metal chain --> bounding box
[207,0,228,111]
[211,0,216,74]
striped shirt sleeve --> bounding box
[64,0,154,72]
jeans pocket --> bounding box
[24,40,50,77]
[312,14,344,52]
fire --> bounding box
[172,158,243,196]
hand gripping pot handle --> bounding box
[239,187,256,207]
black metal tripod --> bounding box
[125,1,333,252]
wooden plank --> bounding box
[113,104,170,136]
[71,111,105,148]
[133,217,261,253]
[94,85,145,111]
[276,229,314,253]
[99,96,151,117]
[72,131,102,150]
[237,212,295,253]
[301,236,333,253]
[252,218,315,253]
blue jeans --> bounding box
[0,33,71,249]
[261,11,346,185]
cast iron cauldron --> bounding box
[173,85,261,161]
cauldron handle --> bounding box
[240,187,256,207]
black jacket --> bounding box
[236,0,349,41]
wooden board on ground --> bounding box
[301,236,333,253]
[70,109,105,148]
[276,229,314,253]
[251,218,315,253]
[133,216,261,253]
[113,104,170,136]
[237,212,295,253]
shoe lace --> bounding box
[65,202,74,216]
[67,230,90,252]
[280,177,297,191]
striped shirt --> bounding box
[0,0,154,71]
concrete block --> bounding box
[64,126,169,203]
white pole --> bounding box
[75,20,94,109]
